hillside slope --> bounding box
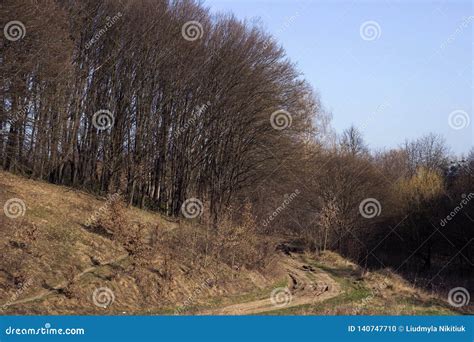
[0,171,463,315]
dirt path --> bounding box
[200,254,341,315]
[1,253,129,308]
[2,253,340,314]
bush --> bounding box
[213,203,271,270]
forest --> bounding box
[1,0,472,299]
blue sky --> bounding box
[204,0,473,156]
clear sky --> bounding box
[204,0,473,156]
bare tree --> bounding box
[339,125,369,157]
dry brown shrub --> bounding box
[90,193,128,238]
[213,203,271,270]
[89,194,149,256]
[152,203,272,274]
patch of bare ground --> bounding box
[199,253,341,315]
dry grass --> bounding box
[0,171,282,314]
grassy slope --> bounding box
[0,170,172,314]
[0,171,463,315]
[0,171,281,314]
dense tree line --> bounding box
[1,0,319,220]
[1,0,472,289]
